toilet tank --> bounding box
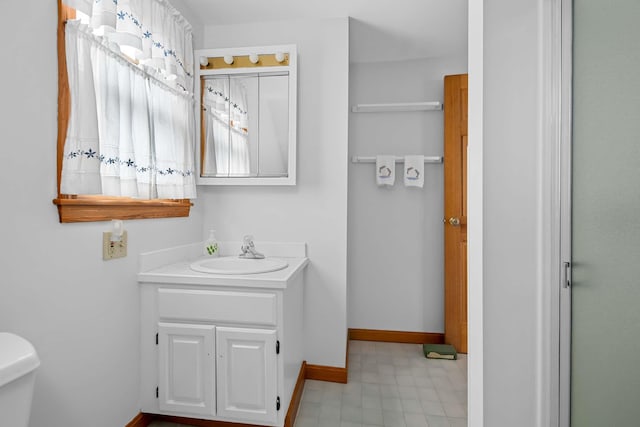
[0,333,40,427]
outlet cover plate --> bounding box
[103,231,128,260]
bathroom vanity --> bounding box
[138,242,308,426]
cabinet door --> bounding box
[216,327,278,424]
[158,323,215,416]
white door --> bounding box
[157,323,216,416]
[216,327,278,424]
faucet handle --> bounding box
[241,235,254,254]
[238,235,265,259]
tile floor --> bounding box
[296,340,467,427]
[148,340,468,427]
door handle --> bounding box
[449,217,460,226]
[562,261,571,288]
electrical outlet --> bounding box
[103,231,127,260]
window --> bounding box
[53,0,196,223]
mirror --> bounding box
[195,45,297,185]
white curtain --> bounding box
[60,23,101,194]
[203,78,228,175]
[61,5,196,199]
[150,80,196,198]
[202,78,251,177]
[229,79,251,175]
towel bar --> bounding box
[351,156,443,164]
[351,102,443,113]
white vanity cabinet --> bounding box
[216,326,278,423]
[139,253,306,427]
[157,322,216,416]
[157,321,278,423]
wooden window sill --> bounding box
[53,196,192,223]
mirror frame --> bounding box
[195,44,297,186]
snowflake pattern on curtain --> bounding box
[64,149,194,177]
[93,0,192,79]
[206,86,248,115]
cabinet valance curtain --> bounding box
[60,7,196,199]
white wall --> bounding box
[199,19,350,368]
[477,0,542,424]
[0,2,203,426]
[348,56,466,333]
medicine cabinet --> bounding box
[195,45,297,185]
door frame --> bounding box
[467,0,570,426]
[537,0,573,425]
[466,0,483,424]
[558,0,573,425]
[539,0,573,425]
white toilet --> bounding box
[0,333,40,427]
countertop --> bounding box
[138,256,309,289]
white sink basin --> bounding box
[190,256,289,275]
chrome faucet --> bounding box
[239,235,265,259]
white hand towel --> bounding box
[404,155,425,187]
[376,155,396,186]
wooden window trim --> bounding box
[53,1,192,223]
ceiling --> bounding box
[177,0,468,63]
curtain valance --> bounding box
[64,0,193,92]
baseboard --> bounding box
[284,361,307,427]
[305,363,348,384]
[125,412,153,427]
[348,328,445,344]
[149,414,258,426]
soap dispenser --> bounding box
[203,230,219,256]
